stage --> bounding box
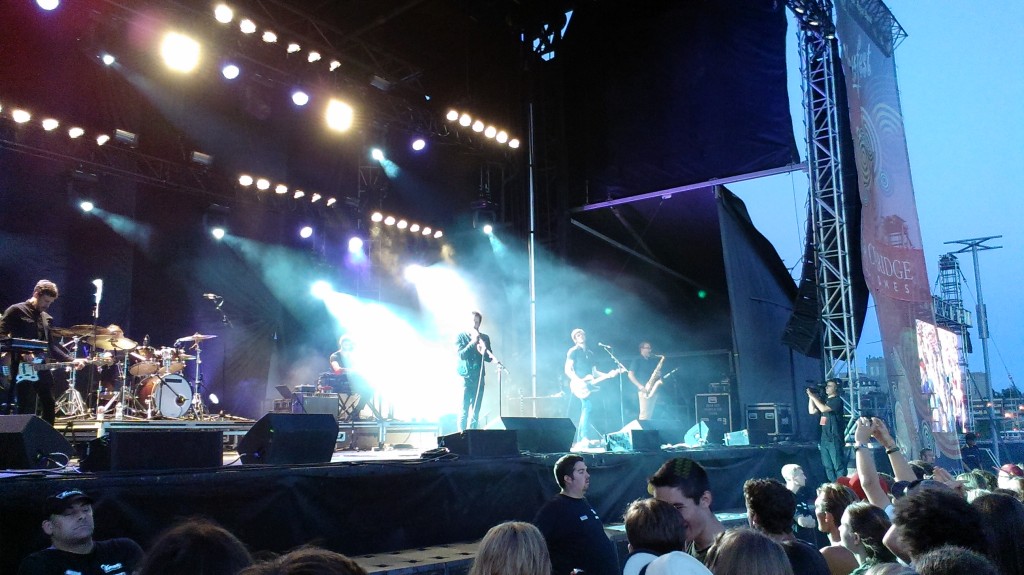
[0,422,825,575]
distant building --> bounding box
[865,356,887,382]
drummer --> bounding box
[90,324,135,404]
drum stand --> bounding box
[55,337,87,418]
[186,340,209,420]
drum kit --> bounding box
[53,324,217,420]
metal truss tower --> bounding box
[932,254,975,428]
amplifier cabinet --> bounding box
[695,393,732,444]
[746,403,793,445]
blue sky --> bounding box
[730,2,1024,393]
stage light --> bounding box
[68,127,84,139]
[222,64,240,79]
[299,225,313,239]
[311,280,332,299]
[472,120,484,133]
[12,109,31,123]
[484,126,496,138]
[496,130,508,144]
[262,31,277,43]
[114,128,138,147]
[411,138,426,151]
[96,134,110,145]
[329,60,341,71]
[255,178,270,190]
[421,227,432,236]
[41,118,58,131]
[293,190,305,199]
[371,212,383,223]
[292,90,309,106]
[214,4,233,23]
[287,43,300,53]
[310,193,321,203]
[348,237,364,253]
[509,138,520,149]
[325,99,353,132]
[604,307,613,316]
[191,151,213,166]
[37,0,60,10]
[210,227,225,240]
[239,19,256,34]
[384,216,396,226]
[697,289,707,299]
[161,32,201,73]
[433,230,443,239]
[397,219,408,230]
[446,109,459,121]
[239,175,253,186]
[307,51,321,63]
[274,184,287,194]
[482,224,493,235]
[459,113,472,127]
[326,197,337,207]
[101,54,115,66]
[409,223,420,233]
[79,200,95,212]
[370,148,384,161]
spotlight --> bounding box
[509,138,520,149]
[472,120,484,133]
[214,4,233,23]
[411,138,426,151]
[262,31,277,43]
[397,219,408,230]
[307,51,321,63]
[239,175,253,186]
[299,225,313,239]
[371,212,383,223]
[446,109,459,121]
[482,224,493,235]
[204,204,229,239]
[255,178,270,190]
[96,134,110,145]
[222,64,240,79]
[113,128,138,147]
[409,223,420,233]
[101,54,115,66]
[79,200,95,212]
[459,113,472,127]
[11,109,31,124]
[37,0,60,10]
[293,190,305,199]
[310,280,332,299]
[433,230,443,239]
[42,118,59,131]
[329,60,341,71]
[161,32,201,73]
[370,148,384,162]
[496,130,508,144]
[210,228,225,240]
[287,43,300,53]
[191,151,213,166]
[239,19,256,34]
[310,193,321,203]
[421,227,431,236]
[484,126,496,138]
[68,127,84,139]
[325,99,353,132]
[274,184,287,194]
[403,264,423,283]
[384,216,396,226]
[292,90,309,106]
[348,237,364,253]
[326,197,337,207]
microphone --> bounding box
[598,342,612,349]
[203,293,221,300]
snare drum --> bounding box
[129,346,159,376]
[137,374,192,418]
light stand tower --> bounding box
[945,235,1002,464]
[932,254,974,428]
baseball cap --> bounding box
[837,474,889,500]
[890,479,948,499]
[997,463,1024,477]
[44,489,93,516]
[644,551,712,575]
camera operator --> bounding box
[808,378,846,482]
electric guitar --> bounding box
[14,356,112,383]
[570,367,626,399]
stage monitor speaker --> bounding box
[79,430,223,472]
[499,417,576,453]
[438,430,518,457]
[238,413,338,465]
[0,415,74,470]
[637,418,690,445]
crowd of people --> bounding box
[20,422,1024,575]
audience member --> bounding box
[781,464,818,544]
[971,492,1024,575]
[622,498,688,575]
[704,527,792,575]
[838,502,897,574]
[641,551,711,575]
[648,458,725,563]
[861,564,916,575]
[918,448,935,465]
[883,485,989,564]
[18,489,143,575]
[533,454,617,575]
[960,433,983,470]
[742,478,830,575]
[238,547,367,575]
[814,482,860,574]
[136,517,253,575]
[850,417,917,516]
[996,464,1024,494]
[468,521,551,575]
[912,545,999,575]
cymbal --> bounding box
[54,325,113,337]
[175,353,197,360]
[87,335,138,351]
[175,333,218,343]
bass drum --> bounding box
[137,374,192,418]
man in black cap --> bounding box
[18,489,143,575]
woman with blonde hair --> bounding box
[469,521,552,575]
[704,527,793,575]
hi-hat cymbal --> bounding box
[87,335,138,351]
[55,325,113,337]
[175,333,218,343]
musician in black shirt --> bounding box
[1,280,85,423]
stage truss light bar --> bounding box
[368,210,443,240]
[235,173,338,208]
[444,108,520,150]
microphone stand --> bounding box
[600,346,628,428]
[485,349,509,419]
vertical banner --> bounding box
[836,0,961,460]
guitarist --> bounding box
[627,341,663,420]
[0,280,86,424]
[565,328,616,449]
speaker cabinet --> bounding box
[79,430,223,472]
[238,413,338,465]
[746,403,793,445]
[695,393,732,444]
[438,430,518,457]
[0,415,74,469]
[499,417,576,453]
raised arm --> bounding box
[871,417,916,482]
[853,417,890,508]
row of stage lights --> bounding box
[237,174,337,207]
[0,102,136,149]
[212,4,342,75]
[371,211,443,240]
[445,109,520,149]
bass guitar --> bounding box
[15,356,112,383]
[570,367,626,399]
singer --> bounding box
[0,280,87,424]
[455,311,492,431]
